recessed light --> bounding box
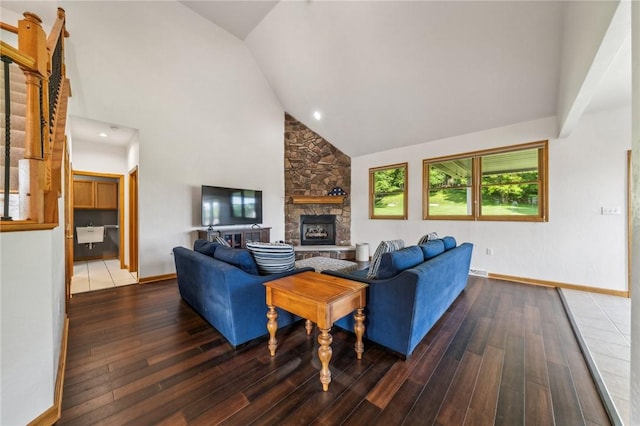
[313,111,322,120]
[98,132,108,138]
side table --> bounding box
[264,271,368,391]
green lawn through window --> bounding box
[428,190,538,216]
[373,193,405,216]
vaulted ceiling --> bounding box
[3,1,630,157]
[182,0,631,157]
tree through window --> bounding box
[369,163,408,219]
[423,141,548,222]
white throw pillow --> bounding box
[246,242,296,274]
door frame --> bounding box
[128,167,139,275]
[628,150,632,296]
[72,170,125,266]
[64,138,73,303]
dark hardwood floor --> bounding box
[58,276,611,425]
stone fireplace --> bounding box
[300,215,336,245]
[284,113,351,258]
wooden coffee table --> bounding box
[264,271,368,391]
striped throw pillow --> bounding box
[367,239,405,279]
[215,235,231,247]
[417,232,439,246]
[246,242,296,274]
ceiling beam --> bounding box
[557,1,630,138]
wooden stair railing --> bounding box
[0,8,69,231]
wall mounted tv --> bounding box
[201,185,263,228]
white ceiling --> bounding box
[69,115,138,147]
[191,0,632,157]
[180,0,278,40]
[5,1,630,154]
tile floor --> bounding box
[72,259,138,294]
[560,288,630,425]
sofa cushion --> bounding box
[193,239,220,257]
[420,239,445,259]
[376,246,424,280]
[441,236,457,250]
[417,232,439,245]
[246,242,295,274]
[367,239,405,279]
[213,246,259,275]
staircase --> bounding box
[0,61,27,218]
[0,8,69,226]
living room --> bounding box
[0,1,638,424]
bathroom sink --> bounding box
[76,226,105,244]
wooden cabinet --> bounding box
[74,180,118,209]
[73,180,94,208]
[96,182,118,209]
[197,227,271,249]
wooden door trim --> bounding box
[128,167,139,275]
[72,170,125,265]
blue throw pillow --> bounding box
[376,246,424,280]
[213,246,259,275]
[193,239,219,257]
[441,236,457,250]
[420,239,445,260]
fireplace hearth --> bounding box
[300,215,336,245]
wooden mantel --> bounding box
[290,195,346,204]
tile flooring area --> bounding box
[72,259,138,294]
[560,289,630,425]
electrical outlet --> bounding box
[601,206,622,215]
[486,248,493,255]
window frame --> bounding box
[423,140,548,222]
[369,162,408,220]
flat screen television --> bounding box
[201,185,263,227]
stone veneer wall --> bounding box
[284,113,351,249]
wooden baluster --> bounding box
[16,12,47,222]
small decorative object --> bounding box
[328,186,346,196]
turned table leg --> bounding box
[318,327,333,391]
[305,319,313,335]
[267,305,278,356]
[354,308,365,360]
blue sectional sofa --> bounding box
[173,240,312,347]
[323,238,473,358]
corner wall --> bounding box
[61,1,286,278]
[351,107,630,292]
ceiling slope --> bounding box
[245,1,566,156]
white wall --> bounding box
[629,1,640,423]
[0,223,65,425]
[61,1,286,278]
[352,107,630,292]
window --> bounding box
[423,141,548,221]
[370,163,408,219]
